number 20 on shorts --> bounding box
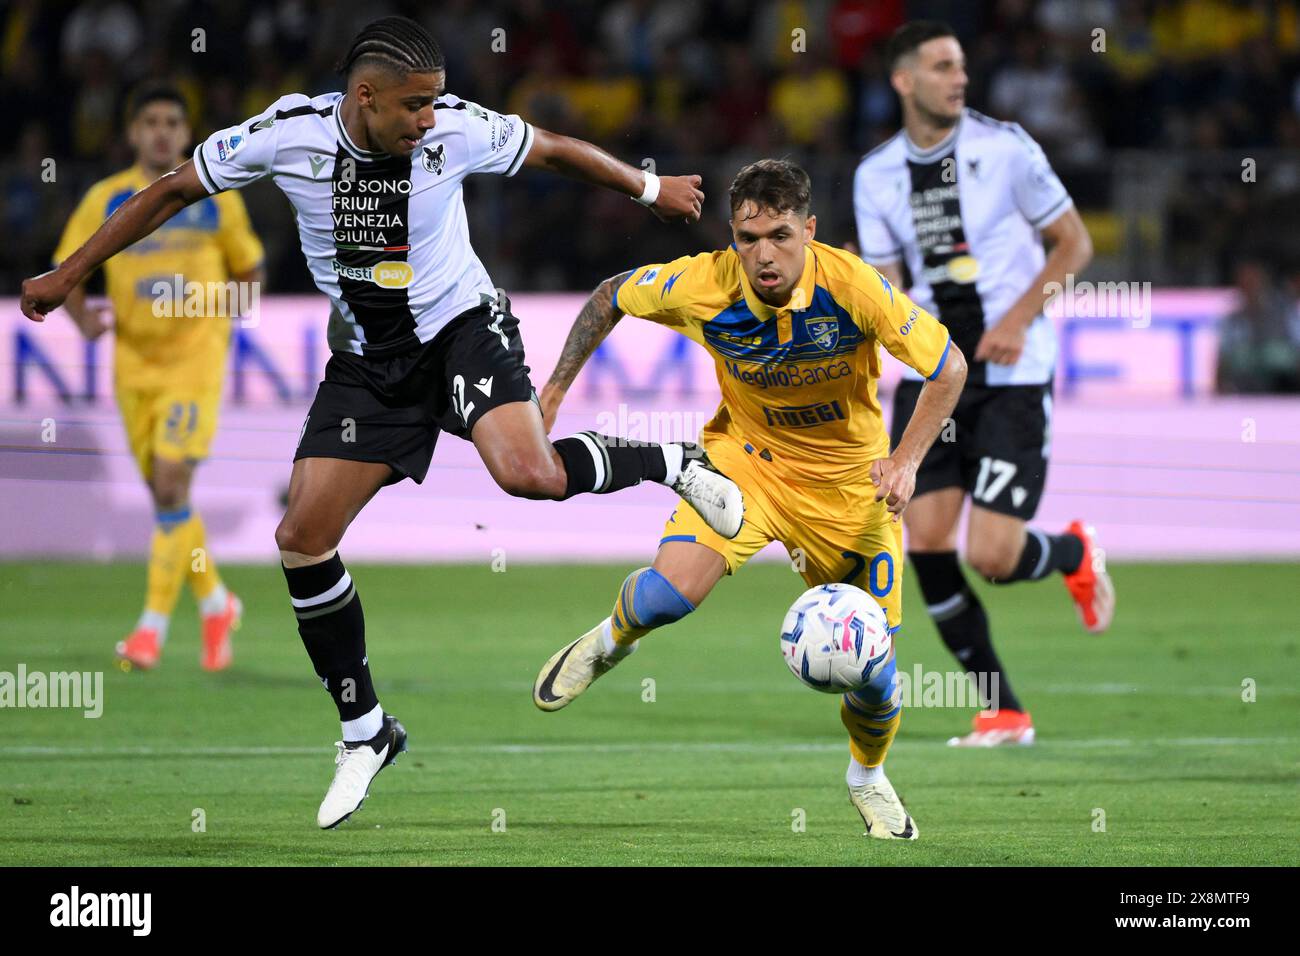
[840,549,894,598]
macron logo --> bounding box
[878,271,894,304]
[662,270,685,298]
[50,886,151,936]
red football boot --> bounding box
[115,627,161,670]
[201,592,242,672]
[947,708,1035,747]
[1062,521,1115,634]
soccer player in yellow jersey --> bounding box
[531,160,967,839]
[53,85,265,671]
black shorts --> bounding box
[294,301,536,484]
[889,380,1053,520]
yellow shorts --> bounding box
[115,382,223,479]
[660,437,904,628]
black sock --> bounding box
[282,554,379,735]
[909,551,1023,713]
[994,528,1085,584]
[552,431,668,499]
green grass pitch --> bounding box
[1,560,1297,866]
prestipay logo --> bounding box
[331,259,415,289]
[50,886,151,936]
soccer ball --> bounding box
[780,583,892,693]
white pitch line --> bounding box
[378,681,1300,697]
[1042,683,1300,697]
[2,737,1296,758]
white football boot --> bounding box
[317,713,407,829]
[848,773,919,841]
[671,444,744,540]
[533,619,633,712]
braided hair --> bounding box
[337,16,444,82]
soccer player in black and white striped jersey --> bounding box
[22,17,745,827]
[854,22,1114,747]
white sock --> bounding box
[597,618,636,658]
[138,610,170,646]
[660,443,685,486]
[198,583,229,617]
[846,756,885,788]
[342,702,384,743]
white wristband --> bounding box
[633,171,660,207]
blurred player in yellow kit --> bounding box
[531,160,966,839]
[53,85,265,671]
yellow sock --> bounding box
[145,507,200,622]
[609,567,695,646]
[610,575,651,645]
[184,511,222,602]
[840,688,903,768]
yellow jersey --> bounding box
[613,240,952,487]
[53,165,264,391]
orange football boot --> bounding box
[115,627,161,670]
[1062,521,1115,634]
[947,708,1035,747]
[201,592,242,672]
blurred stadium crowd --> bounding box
[3,0,1300,377]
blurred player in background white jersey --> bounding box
[854,21,1114,747]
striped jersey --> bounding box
[853,108,1072,387]
[192,91,534,356]
[613,240,952,487]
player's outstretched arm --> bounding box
[538,270,633,432]
[21,161,210,322]
[522,127,703,223]
[975,207,1093,365]
[871,342,968,521]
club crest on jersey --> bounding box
[493,116,515,150]
[804,317,840,352]
[422,144,446,175]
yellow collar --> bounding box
[737,245,818,342]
